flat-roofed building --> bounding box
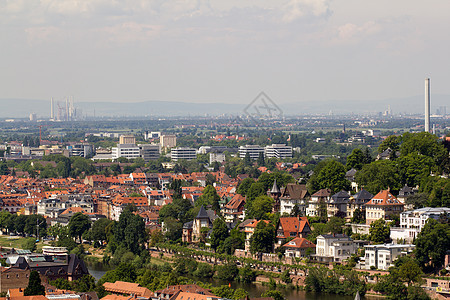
[171,147,196,161]
[364,243,415,270]
[239,145,264,159]
[138,144,161,162]
[112,144,140,160]
[119,135,136,145]
[264,144,293,159]
[161,134,177,148]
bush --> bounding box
[216,263,239,281]
[193,263,214,278]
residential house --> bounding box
[306,189,331,217]
[365,190,404,225]
[283,237,316,258]
[0,266,30,292]
[275,217,311,247]
[279,184,309,216]
[391,207,450,243]
[182,206,218,243]
[153,284,215,300]
[347,189,373,221]
[244,219,269,252]
[222,194,245,224]
[327,190,350,218]
[103,281,152,299]
[312,234,357,263]
[363,244,415,270]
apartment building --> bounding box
[239,145,264,159]
[364,244,415,270]
[365,190,404,225]
[171,147,197,161]
[264,144,293,159]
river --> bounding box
[87,263,360,300]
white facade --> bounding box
[264,144,293,159]
[364,244,415,270]
[239,145,264,159]
[171,147,197,161]
[314,234,357,263]
[112,144,140,160]
[400,207,450,231]
[210,152,226,164]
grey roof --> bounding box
[399,185,414,196]
[270,179,281,194]
[196,205,209,219]
[329,190,350,204]
[183,221,193,229]
[345,168,357,177]
[319,234,351,240]
[353,189,373,204]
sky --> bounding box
[1,0,450,105]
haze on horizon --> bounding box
[1,0,449,105]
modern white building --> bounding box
[400,207,450,230]
[364,244,415,270]
[390,207,450,243]
[112,144,140,160]
[264,144,293,159]
[171,147,197,161]
[210,152,226,164]
[239,145,264,159]
[312,234,357,263]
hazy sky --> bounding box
[1,0,449,104]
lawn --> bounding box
[0,235,47,252]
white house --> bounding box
[363,244,415,270]
[312,234,357,263]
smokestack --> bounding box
[425,78,430,133]
[50,97,54,119]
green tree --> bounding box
[261,290,285,300]
[346,148,365,170]
[398,153,434,187]
[196,185,220,213]
[378,135,400,154]
[247,195,274,220]
[257,152,265,167]
[236,178,255,196]
[215,263,239,281]
[244,152,252,167]
[369,219,391,244]
[250,221,275,254]
[210,218,229,252]
[355,160,401,194]
[351,208,365,224]
[312,160,350,193]
[90,218,113,244]
[246,182,266,201]
[114,205,147,254]
[414,219,450,271]
[24,270,45,296]
[68,212,91,243]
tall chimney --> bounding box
[425,78,430,133]
[50,97,54,119]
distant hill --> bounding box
[0,95,448,118]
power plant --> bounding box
[50,97,79,121]
[424,78,430,133]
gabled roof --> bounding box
[103,281,152,298]
[224,194,245,210]
[280,184,308,200]
[283,237,315,249]
[366,190,403,206]
[277,217,310,238]
[311,188,331,197]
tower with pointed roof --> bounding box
[270,179,281,213]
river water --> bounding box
[87,263,358,300]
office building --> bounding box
[161,134,177,148]
[171,147,197,161]
[264,144,293,159]
[67,143,94,158]
[119,135,136,145]
[112,144,140,160]
[239,145,264,159]
[139,144,161,162]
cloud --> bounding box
[281,0,331,23]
